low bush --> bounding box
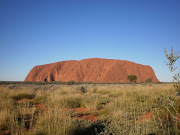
[127,75,137,83]
[80,86,87,93]
[145,78,153,83]
[67,80,75,85]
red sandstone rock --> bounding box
[24,58,159,83]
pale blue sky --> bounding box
[0,0,180,82]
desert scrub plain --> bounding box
[0,83,179,135]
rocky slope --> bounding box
[25,58,159,83]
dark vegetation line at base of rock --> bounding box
[1,81,174,86]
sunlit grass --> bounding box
[0,83,179,135]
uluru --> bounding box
[25,58,159,83]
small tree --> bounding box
[158,47,180,123]
[145,77,153,83]
[164,47,180,95]
[128,75,137,83]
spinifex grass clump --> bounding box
[61,97,83,108]
[135,94,150,102]
[0,112,11,132]
[96,98,110,110]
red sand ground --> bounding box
[34,104,45,111]
[75,114,98,121]
[73,108,98,121]
[138,112,153,123]
[15,99,34,104]
[74,108,89,113]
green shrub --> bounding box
[80,86,87,93]
[67,80,75,85]
[127,75,137,83]
[145,78,153,83]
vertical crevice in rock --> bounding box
[44,78,47,82]
[50,74,54,81]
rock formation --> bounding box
[25,58,159,83]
